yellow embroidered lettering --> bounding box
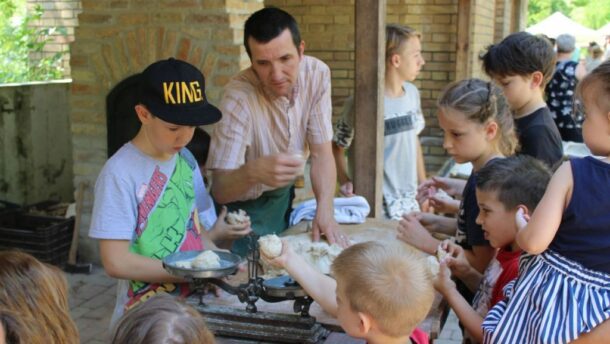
[181,81,194,103]
[163,82,176,104]
[191,81,203,102]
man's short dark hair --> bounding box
[476,156,552,212]
[480,32,556,87]
[243,7,301,58]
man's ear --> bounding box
[134,104,152,124]
[530,71,544,89]
[298,40,305,57]
[357,312,373,335]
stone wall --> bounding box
[27,0,82,78]
[70,0,263,262]
[0,82,73,205]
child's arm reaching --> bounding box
[262,240,339,317]
[441,240,484,292]
[516,161,573,254]
[434,261,484,342]
[99,240,186,283]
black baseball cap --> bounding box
[139,58,222,126]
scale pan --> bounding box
[162,250,242,279]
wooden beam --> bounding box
[456,0,472,80]
[353,0,385,218]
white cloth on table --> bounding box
[289,196,370,226]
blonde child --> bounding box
[481,60,610,343]
[264,241,434,344]
[0,251,79,344]
[332,24,427,218]
[111,293,215,344]
[400,79,518,275]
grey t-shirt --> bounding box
[89,142,215,325]
[333,82,425,219]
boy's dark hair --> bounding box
[244,7,301,58]
[186,127,211,167]
[480,32,556,87]
[476,156,552,211]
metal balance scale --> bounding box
[162,234,330,343]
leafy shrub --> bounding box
[0,1,67,83]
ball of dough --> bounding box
[436,245,449,262]
[191,250,221,269]
[226,209,250,225]
[258,234,283,258]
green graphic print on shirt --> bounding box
[126,154,203,308]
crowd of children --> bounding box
[4,5,610,344]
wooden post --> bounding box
[456,0,472,80]
[511,0,527,32]
[353,0,386,218]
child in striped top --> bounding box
[482,60,610,344]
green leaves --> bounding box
[0,2,66,83]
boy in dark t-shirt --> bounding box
[481,32,563,168]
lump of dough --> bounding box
[427,256,440,276]
[258,234,283,258]
[191,250,221,269]
[436,245,449,262]
[175,260,192,269]
[226,209,250,225]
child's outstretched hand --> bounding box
[439,240,471,278]
[397,213,439,255]
[209,206,252,242]
[433,259,456,296]
[515,208,530,231]
[259,239,293,269]
[427,189,460,214]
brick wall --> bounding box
[70,0,263,261]
[469,0,496,80]
[27,0,82,78]
[494,0,511,42]
[266,0,461,172]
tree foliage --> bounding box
[0,0,67,83]
[528,0,610,30]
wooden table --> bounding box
[198,218,449,343]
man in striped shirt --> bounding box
[208,7,348,255]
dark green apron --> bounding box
[225,185,294,256]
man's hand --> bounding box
[396,213,439,254]
[250,153,305,188]
[338,181,354,197]
[208,206,252,242]
[312,213,350,248]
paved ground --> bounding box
[66,266,462,343]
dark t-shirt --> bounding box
[515,106,563,168]
[455,172,488,250]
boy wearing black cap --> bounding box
[88,58,247,325]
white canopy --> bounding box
[527,12,604,46]
[597,22,610,37]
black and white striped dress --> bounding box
[482,157,610,344]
